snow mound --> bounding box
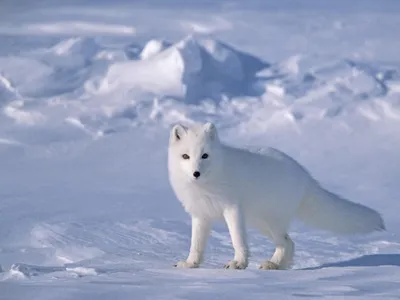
[0,38,102,99]
[1,35,399,139]
[51,37,100,57]
[0,56,53,98]
[4,101,45,125]
[0,74,18,103]
[96,36,268,103]
[267,57,387,100]
[66,267,98,276]
[3,264,98,279]
[0,55,91,99]
[259,56,400,121]
[39,37,102,68]
[140,39,171,60]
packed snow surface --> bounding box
[1,0,400,299]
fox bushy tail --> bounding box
[296,182,385,234]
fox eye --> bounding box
[201,153,209,159]
[182,154,190,160]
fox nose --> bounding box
[193,171,201,178]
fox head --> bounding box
[168,122,221,182]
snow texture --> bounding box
[0,0,400,299]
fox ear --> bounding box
[203,122,218,140]
[171,124,188,142]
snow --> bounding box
[99,36,266,104]
[1,0,400,299]
[140,39,171,60]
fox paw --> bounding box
[174,260,199,268]
[259,261,280,270]
[223,260,248,270]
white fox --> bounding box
[168,122,385,270]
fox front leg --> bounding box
[223,206,249,269]
[175,216,211,268]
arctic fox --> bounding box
[168,122,385,270]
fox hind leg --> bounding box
[258,225,295,270]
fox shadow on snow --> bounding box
[302,254,400,270]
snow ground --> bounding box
[1,0,400,299]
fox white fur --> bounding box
[168,122,385,270]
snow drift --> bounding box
[96,36,268,103]
[0,34,399,140]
